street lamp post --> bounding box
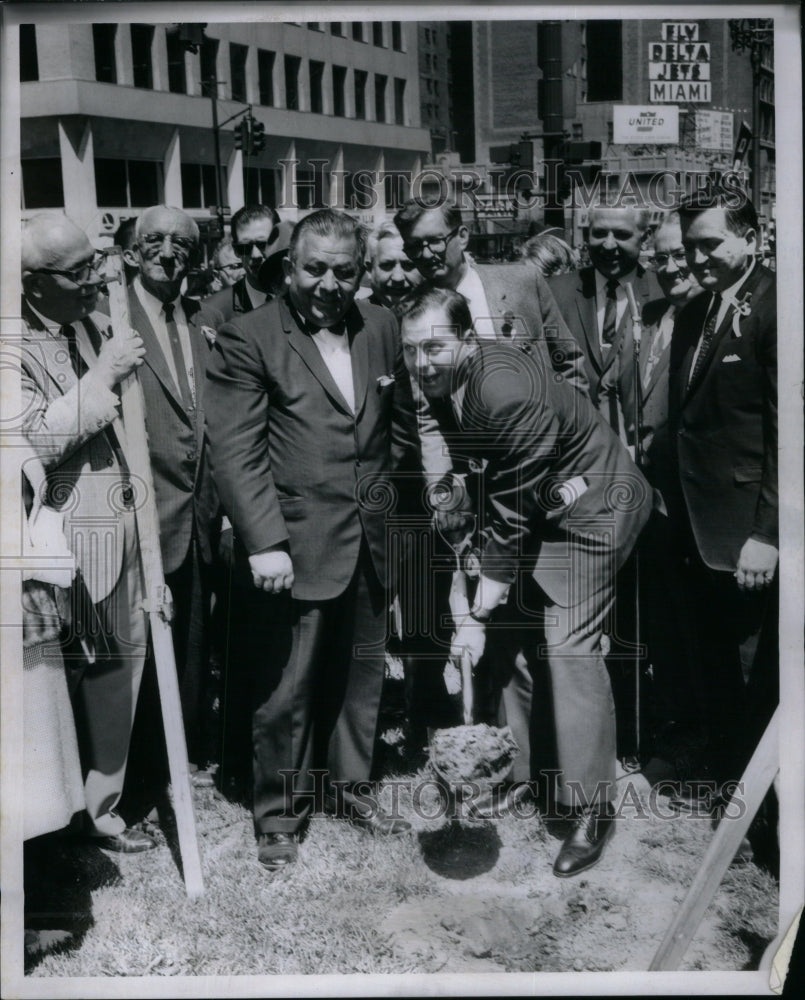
[728,18,774,210]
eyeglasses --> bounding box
[652,248,688,268]
[403,226,462,260]
[234,233,280,258]
[139,233,196,255]
[218,262,245,272]
[33,254,103,284]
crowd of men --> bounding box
[18,182,778,880]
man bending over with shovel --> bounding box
[401,286,653,877]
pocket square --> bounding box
[722,354,741,363]
[376,374,395,387]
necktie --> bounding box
[601,279,619,351]
[163,302,193,408]
[61,324,85,378]
[689,293,722,387]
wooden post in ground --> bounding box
[649,706,779,970]
[103,249,204,898]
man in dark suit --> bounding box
[20,212,154,852]
[614,212,705,779]
[205,209,416,871]
[666,187,777,791]
[124,205,220,778]
[400,286,653,876]
[200,204,283,323]
[549,204,660,440]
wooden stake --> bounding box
[649,706,779,970]
[103,249,204,898]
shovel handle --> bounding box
[453,651,474,726]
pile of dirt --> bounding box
[429,724,519,785]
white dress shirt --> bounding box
[311,328,355,413]
[132,277,195,403]
[456,263,496,340]
[594,269,637,349]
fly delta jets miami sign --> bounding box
[649,22,711,103]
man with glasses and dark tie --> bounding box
[19,212,153,851]
[124,205,220,789]
[393,197,586,392]
[201,204,284,323]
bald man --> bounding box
[20,213,154,851]
[123,206,223,781]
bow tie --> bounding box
[307,320,346,337]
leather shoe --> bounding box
[348,808,412,837]
[92,827,157,854]
[257,832,298,871]
[553,805,615,878]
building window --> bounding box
[585,21,622,101]
[230,43,248,103]
[309,60,324,114]
[245,167,279,206]
[200,36,219,88]
[372,22,384,47]
[307,22,321,32]
[332,65,347,117]
[295,163,329,210]
[95,158,162,207]
[166,29,186,94]
[351,22,364,43]
[392,22,403,51]
[374,74,387,123]
[22,158,64,209]
[330,23,344,38]
[284,55,301,110]
[20,24,39,82]
[131,24,154,89]
[181,163,218,208]
[394,78,406,126]
[354,69,367,119]
[258,49,275,106]
[93,26,118,85]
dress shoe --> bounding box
[324,793,412,836]
[92,827,157,853]
[552,804,615,878]
[257,832,298,872]
[348,808,412,836]
[466,782,534,821]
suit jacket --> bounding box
[667,264,777,571]
[445,341,653,607]
[200,276,258,326]
[127,288,218,573]
[19,302,134,604]
[204,295,416,601]
[473,262,590,396]
[549,265,660,428]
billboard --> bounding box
[613,105,680,144]
[649,22,712,103]
[695,110,735,152]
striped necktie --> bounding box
[163,302,193,408]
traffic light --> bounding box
[250,117,265,153]
[234,117,251,153]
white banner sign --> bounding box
[695,109,735,152]
[613,105,680,144]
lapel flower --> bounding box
[376,374,395,388]
[722,291,752,340]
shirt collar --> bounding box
[595,268,636,295]
[134,276,182,317]
[717,262,755,305]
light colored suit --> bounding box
[20,301,148,835]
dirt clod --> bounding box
[429,724,519,785]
